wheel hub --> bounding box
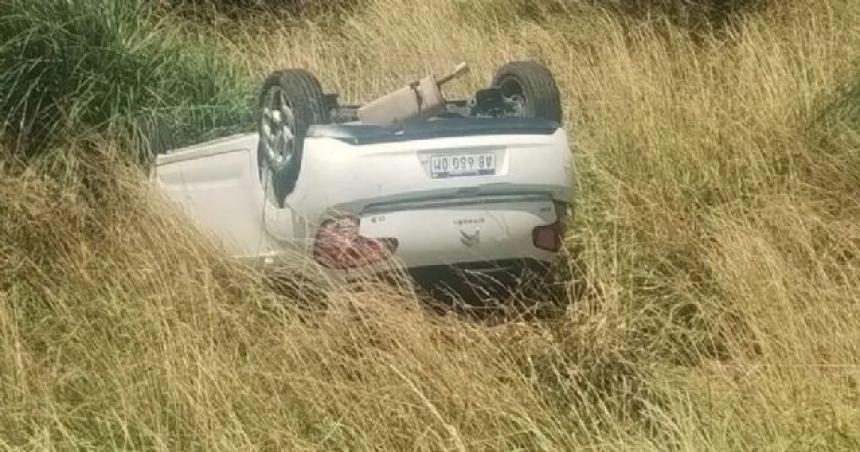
[498,77,527,118]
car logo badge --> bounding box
[460,228,480,247]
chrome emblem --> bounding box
[460,228,481,247]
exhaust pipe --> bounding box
[357,62,470,127]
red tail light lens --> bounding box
[532,202,567,252]
[313,216,398,269]
[532,221,562,252]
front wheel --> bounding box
[257,69,329,207]
[491,61,563,123]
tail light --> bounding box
[313,216,398,269]
[532,202,568,252]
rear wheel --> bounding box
[257,69,329,207]
[491,61,562,123]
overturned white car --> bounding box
[152,61,574,299]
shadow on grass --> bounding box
[401,248,595,325]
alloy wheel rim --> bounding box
[261,86,296,166]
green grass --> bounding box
[0,0,254,160]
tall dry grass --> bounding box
[2,0,860,450]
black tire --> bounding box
[491,61,562,123]
[257,69,330,207]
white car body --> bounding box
[151,118,574,284]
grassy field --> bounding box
[2,0,860,450]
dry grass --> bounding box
[2,0,860,450]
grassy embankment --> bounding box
[1,0,860,449]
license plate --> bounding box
[430,153,495,179]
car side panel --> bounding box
[151,134,286,259]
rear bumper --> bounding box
[308,117,560,145]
